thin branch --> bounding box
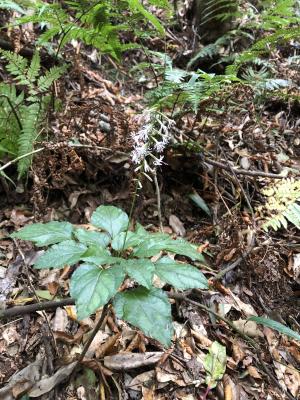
[0,94,23,131]
[0,147,45,172]
[202,156,295,179]
[214,232,255,280]
[0,298,75,319]
[76,304,109,365]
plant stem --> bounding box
[0,94,23,131]
[76,304,109,364]
[153,169,163,232]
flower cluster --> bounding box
[131,109,174,173]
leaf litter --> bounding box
[0,7,300,400]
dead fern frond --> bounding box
[257,178,300,231]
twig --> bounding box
[0,298,75,319]
[202,156,293,179]
[0,148,44,172]
[214,232,256,280]
[153,169,164,232]
[221,150,254,217]
[76,304,109,364]
[12,239,59,355]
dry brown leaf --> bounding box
[96,333,120,358]
[52,307,68,332]
[104,352,163,370]
[156,367,186,386]
[169,215,186,237]
[0,359,43,399]
[85,330,109,358]
[232,340,246,363]
[190,329,212,348]
[232,319,264,338]
[127,371,155,391]
[28,362,77,397]
[284,365,300,397]
[142,386,155,400]
[247,366,262,379]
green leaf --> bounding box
[128,0,165,34]
[71,264,125,319]
[34,240,87,269]
[248,316,300,342]
[27,51,40,83]
[204,341,227,389]
[81,245,122,265]
[111,231,143,251]
[12,221,74,246]
[91,205,129,238]
[114,287,173,346]
[133,237,205,261]
[189,192,211,216]
[75,228,110,248]
[154,257,208,290]
[120,259,154,289]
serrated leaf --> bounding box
[120,259,154,289]
[133,237,205,261]
[34,240,87,269]
[91,205,129,238]
[71,264,125,319]
[154,257,208,289]
[248,316,300,341]
[81,245,121,265]
[114,287,173,346]
[75,228,110,248]
[204,341,227,389]
[12,221,73,246]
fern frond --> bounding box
[27,51,41,83]
[37,65,66,92]
[18,103,40,177]
[0,50,29,85]
[257,178,300,231]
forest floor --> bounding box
[0,10,300,400]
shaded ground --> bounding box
[0,13,300,400]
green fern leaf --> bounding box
[18,103,40,177]
[37,66,66,92]
[27,51,41,83]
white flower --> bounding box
[153,155,165,166]
[131,143,148,164]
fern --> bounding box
[18,103,40,177]
[257,179,300,231]
[0,50,64,178]
[1,0,168,60]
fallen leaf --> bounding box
[126,371,155,391]
[28,362,77,397]
[52,307,68,332]
[232,319,264,338]
[247,366,262,379]
[104,352,163,370]
[169,215,186,237]
[0,359,43,399]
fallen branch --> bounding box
[203,156,295,179]
[0,298,75,319]
[0,38,56,64]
